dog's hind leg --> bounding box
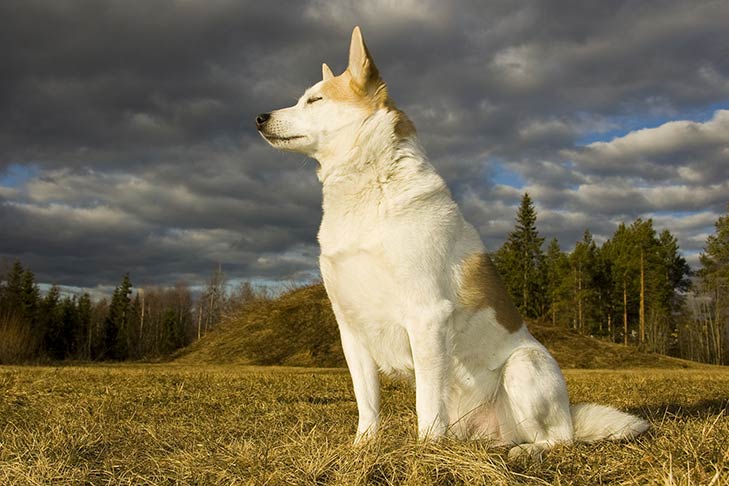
[496,346,574,460]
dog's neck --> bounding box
[316,109,445,211]
[315,110,400,183]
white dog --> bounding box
[257,26,648,459]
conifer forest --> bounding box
[2,195,728,365]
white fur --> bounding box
[258,26,649,457]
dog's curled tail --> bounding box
[570,403,649,443]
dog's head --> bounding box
[255,27,392,159]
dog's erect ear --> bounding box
[322,63,334,81]
[347,26,381,92]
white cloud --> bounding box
[303,0,449,27]
[8,200,142,231]
[643,182,729,211]
[567,110,729,183]
[491,45,544,90]
[0,186,19,199]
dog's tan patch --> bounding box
[321,71,359,103]
[391,107,416,139]
[458,253,522,333]
[321,70,387,113]
[321,74,416,141]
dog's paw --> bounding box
[508,443,545,462]
[353,429,377,446]
[416,418,449,442]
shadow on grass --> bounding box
[275,394,354,405]
[636,398,729,420]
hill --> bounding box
[176,284,342,367]
[175,284,705,369]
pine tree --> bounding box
[131,293,144,359]
[631,219,657,346]
[658,230,691,296]
[40,285,64,359]
[59,296,80,358]
[652,230,690,354]
[602,219,689,350]
[104,273,133,360]
[161,308,185,354]
[544,238,571,326]
[593,245,616,337]
[493,193,546,319]
[90,298,110,360]
[76,293,92,359]
[570,230,600,334]
[0,261,26,317]
[602,223,641,345]
[697,204,729,364]
[20,269,40,330]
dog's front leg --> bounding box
[338,322,381,443]
[407,301,453,440]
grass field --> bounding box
[1,364,727,485]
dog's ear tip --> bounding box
[351,26,364,44]
[348,25,379,85]
[322,63,334,81]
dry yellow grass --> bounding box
[1,364,727,485]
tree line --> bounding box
[2,196,728,366]
[493,193,729,365]
[0,262,259,363]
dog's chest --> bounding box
[319,210,418,372]
[319,211,405,322]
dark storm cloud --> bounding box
[1,0,729,289]
[0,0,319,167]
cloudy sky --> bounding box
[2,0,729,293]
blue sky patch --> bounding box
[0,164,39,188]
[576,102,729,146]
[490,162,524,189]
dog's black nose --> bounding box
[255,113,270,130]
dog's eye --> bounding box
[306,96,323,104]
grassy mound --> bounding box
[176,283,704,369]
[176,284,342,367]
[527,323,701,369]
